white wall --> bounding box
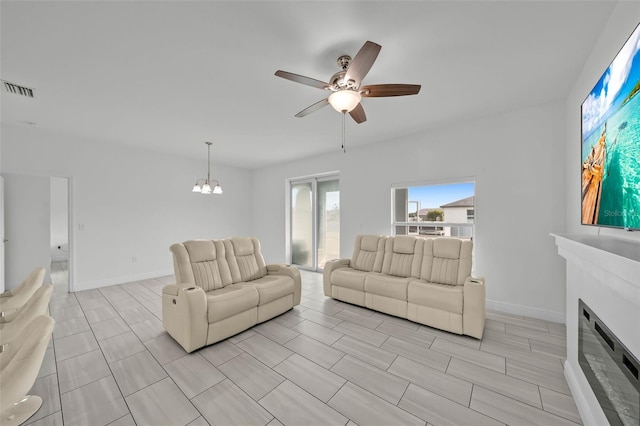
[1,124,252,291]
[565,1,640,244]
[252,101,567,321]
[3,173,51,288]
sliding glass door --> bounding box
[290,175,339,271]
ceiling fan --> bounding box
[275,41,421,124]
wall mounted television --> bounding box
[581,23,640,230]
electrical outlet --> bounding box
[131,256,137,263]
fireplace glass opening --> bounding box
[578,299,640,426]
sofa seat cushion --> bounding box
[408,280,463,314]
[365,273,409,300]
[206,286,259,323]
[331,268,368,291]
[241,275,294,305]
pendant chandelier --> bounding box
[192,141,223,195]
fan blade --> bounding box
[344,41,381,87]
[295,98,330,117]
[360,84,421,97]
[349,103,367,124]
[275,70,331,90]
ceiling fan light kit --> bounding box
[275,40,421,151]
[192,141,223,195]
[328,90,361,113]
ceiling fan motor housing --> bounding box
[331,55,358,90]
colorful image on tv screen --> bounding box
[581,24,640,229]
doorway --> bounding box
[50,177,70,292]
[289,175,340,271]
[2,173,72,293]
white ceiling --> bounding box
[1,1,615,169]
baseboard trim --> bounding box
[564,360,598,426]
[75,269,174,291]
[486,299,565,323]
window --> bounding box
[289,175,340,271]
[392,180,474,239]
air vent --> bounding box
[1,80,35,98]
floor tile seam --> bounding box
[330,380,423,424]
[451,372,544,411]
[485,339,533,353]
[528,335,567,350]
[288,339,347,369]
[298,313,345,329]
[292,317,344,333]
[396,370,478,410]
[253,326,300,346]
[273,352,349,392]
[430,346,507,374]
[109,364,169,402]
[72,332,136,417]
[107,413,133,426]
[48,274,80,426]
[56,368,114,397]
[123,375,202,425]
[370,346,399,371]
[53,332,134,425]
[538,390,582,424]
[198,344,244,369]
[471,383,579,424]
[482,348,566,374]
[219,365,285,404]
[218,349,287,384]
[503,366,573,393]
[47,325,66,426]
[506,360,568,394]
[289,326,349,349]
[256,378,346,424]
[186,372,228,402]
[328,355,412,403]
[468,384,513,425]
[91,322,133,342]
[504,323,556,338]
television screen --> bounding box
[581,23,640,230]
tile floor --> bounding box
[25,262,582,425]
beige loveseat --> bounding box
[163,237,301,352]
[324,235,485,339]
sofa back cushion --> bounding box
[225,237,268,282]
[350,235,385,272]
[381,236,423,278]
[170,240,233,291]
[420,238,473,285]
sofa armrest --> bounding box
[267,264,302,305]
[162,283,208,353]
[322,259,351,297]
[463,276,486,339]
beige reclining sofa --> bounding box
[163,237,301,352]
[323,235,486,339]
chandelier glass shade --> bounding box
[328,89,361,113]
[192,142,223,195]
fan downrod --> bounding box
[336,55,351,70]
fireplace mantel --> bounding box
[552,233,640,426]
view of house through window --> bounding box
[290,175,339,271]
[393,180,475,239]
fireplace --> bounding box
[578,299,639,425]
[552,233,640,425]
